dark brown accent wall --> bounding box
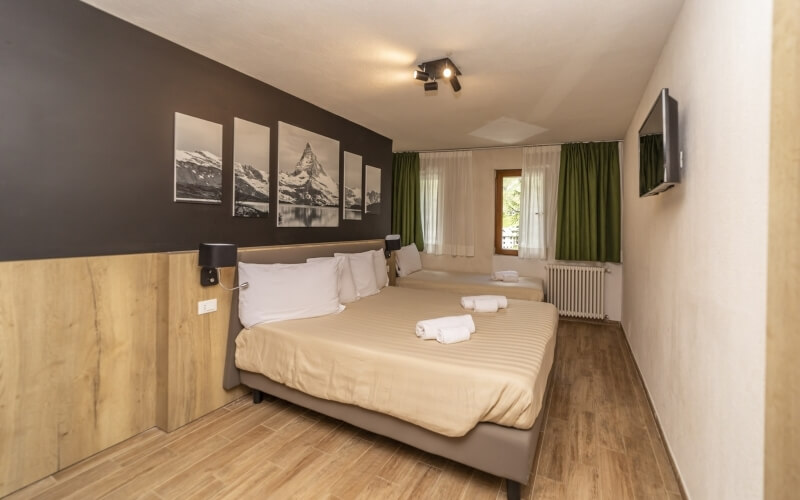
[0,1,392,261]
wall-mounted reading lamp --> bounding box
[198,243,249,290]
[385,234,402,256]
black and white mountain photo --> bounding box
[233,118,270,217]
[174,112,223,204]
[343,151,363,220]
[277,122,340,227]
[365,165,381,214]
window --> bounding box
[495,169,521,256]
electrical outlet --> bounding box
[198,298,217,315]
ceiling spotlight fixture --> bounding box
[413,57,462,94]
[450,75,461,92]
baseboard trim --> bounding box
[619,325,690,500]
[558,316,621,327]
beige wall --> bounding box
[621,0,771,498]
[420,147,623,321]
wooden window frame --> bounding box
[495,169,522,256]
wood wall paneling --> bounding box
[164,252,247,432]
[0,254,160,497]
[766,0,800,497]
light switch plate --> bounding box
[198,298,217,315]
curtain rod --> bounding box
[397,139,623,154]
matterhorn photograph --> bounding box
[173,112,223,204]
[277,122,340,227]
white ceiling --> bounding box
[82,0,684,151]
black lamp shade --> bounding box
[424,81,438,91]
[450,76,461,92]
[414,70,429,81]
[199,243,238,268]
[198,243,238,287]
[385,235,402,252]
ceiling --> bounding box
[82,0,684,151]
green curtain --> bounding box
[391,152,424,250]
[555,142,621,263]
[639,134,663,195]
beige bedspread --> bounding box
[235,286,558,437]
[395,269,545,302]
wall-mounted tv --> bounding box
[639,88,680,197]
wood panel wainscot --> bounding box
[0,254,160,496]
[160,251,248,432]
[0,249,251,497]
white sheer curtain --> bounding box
[518,145,561,260]
[419,151,475,256]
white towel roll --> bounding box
[502,274,519,282]
[461,295,508,310]
[436,325,471,344]
[472,298,499,313]
[415,314,476,340]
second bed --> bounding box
[395,269,545,302]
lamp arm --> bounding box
[218,276,249,291]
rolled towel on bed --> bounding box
[436,325,472,344]
[501,274,519,283]
[460,295,509,310]
[491,270,519,281]
[472,299,499,313]
[415,314,476,340]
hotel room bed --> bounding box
[222,240,558,499]
[395,268,545,302]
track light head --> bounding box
[413,69,429,81]
[450,75,461,92]
[443,67,452,79]
[424,80,438,92]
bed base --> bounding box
[243,371,550,500]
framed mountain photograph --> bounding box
[365,165,381,214]
[233,118,270,217]
[173,112,223,204]
[343,151,363,220]
[277,122,340,227]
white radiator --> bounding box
[546,264,606,319]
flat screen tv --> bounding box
[639,88,680,197]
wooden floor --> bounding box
[5,320,683,500]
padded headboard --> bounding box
[223,239,385,389]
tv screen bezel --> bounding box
[638,88,680,197]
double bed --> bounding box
[222,240,558,499]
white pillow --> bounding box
[335,251,379,297]
[395,244,423,277]
[238,259,342,328]
[307,255,358,303]
[372,250,389,288]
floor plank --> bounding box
[5,320,684,500]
